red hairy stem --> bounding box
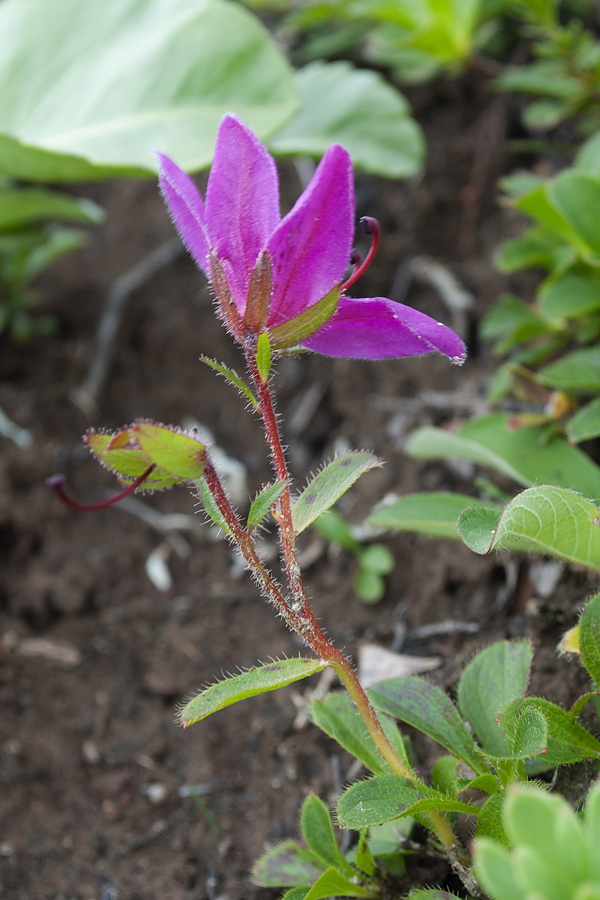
[46,465,156,511]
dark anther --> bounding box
[349,248,361,266]
[46,465,156,512]
[341,217,380,293]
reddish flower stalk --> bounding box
[46,466,156,511]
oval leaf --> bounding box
[303,867,375,900]
[267,60,424,179]
[292,453,381,535]
[252,842,326,888]
[368,677,487,775]
[300,795,346,872]
[337,775,425,830]
[580,592,600,687]
[457,641,533,757]
[567,398,600,445]
[499,697,600,764]
[458,486,600,571]
[179,658,328,727]
[368,492,501,540]
[134,423,206,479]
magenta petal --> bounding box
[266,144,354,328]
[206,114,280,312]
[300,297,467,361]
[155,151,211,278]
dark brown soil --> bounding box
[1,75,598,900]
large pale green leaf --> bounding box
[267,61,424,179]
[580,592,600,687]
[539,347,600,391]
[337,776,425,830]
[499,697,600,764]
[368,492,501,540]
[368,677,487,774]
[0,0,298,180]
[252,843,326,888]
[179,658,328,727]
[405,412,600,501]
[292,453,381,535]
[457,485,600,571]
[457,642,533,757]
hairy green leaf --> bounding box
[196,476,231,536]
[458,486,600,571]
[476,792,509,848]
[303,867,376,900]
[247,480,287,531]
[337,776,425,830]
[199,357,258,410]
[369,677,487,774]
[580,592,600,687]
[292,453,381,535]
[179,658,328,727]
[457,641,533,757]
[499,697,600,764]
[300,795,347,873]
[252,843,325,887]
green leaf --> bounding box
[476,792,509,847]
[406,412,600,501]
[368,677,487,775]
[461,773,501,795]
[311,692,408,775]
[252,843,326,887]
[408,893,464,900]
[539,347,600,391]
[499,698,600,764]
[516,184,589,254]
[576,130,600,178]
[368,492,501,540]
[496,61,581,99]
[550,171,600,258]
[292,453,381,535]
[457,486,600,571]
[300,795,346,873]
[199,357,258,410]
[494,228,567,274]
[303,867,375,900]
[267,61,424,179]
[337,775,425,830]
[353,570,386,605]
[256,332,272,383]
[281,890,310,900]
[513,708,548,758]
[0,187,104,230]
[539,273,600,320]
[457,641,533,757]
[269,286,340,350]
[475,838,527,900]
[312,509,360,553]
[570,692,599,719]
[359,544,395,575]
[522,99,569,131]
[480,293,550,342]
[401,797,480,817]
[567,398,600,444]
[432,756,459,796]
[579,592,600,687]
[354,833,376,877]
[196,476,231,536]
[247,479,287,532]
[0,0,298,181]
[179,658,328,727]
[134,423,206,479]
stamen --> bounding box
[340,217,380,293]
[46,465,156,511]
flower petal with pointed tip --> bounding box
[155,151,211,278]
[206,115,280,312]
[300,297,466,362]
[266,144,354,327]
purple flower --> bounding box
[156,114,465,363]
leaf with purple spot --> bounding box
[292,452,381,535]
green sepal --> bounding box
[256,331,272,383]
[269,286,340,351]
[179,658,328,728]
[133,423,206,479]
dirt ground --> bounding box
[1,75,599,900]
